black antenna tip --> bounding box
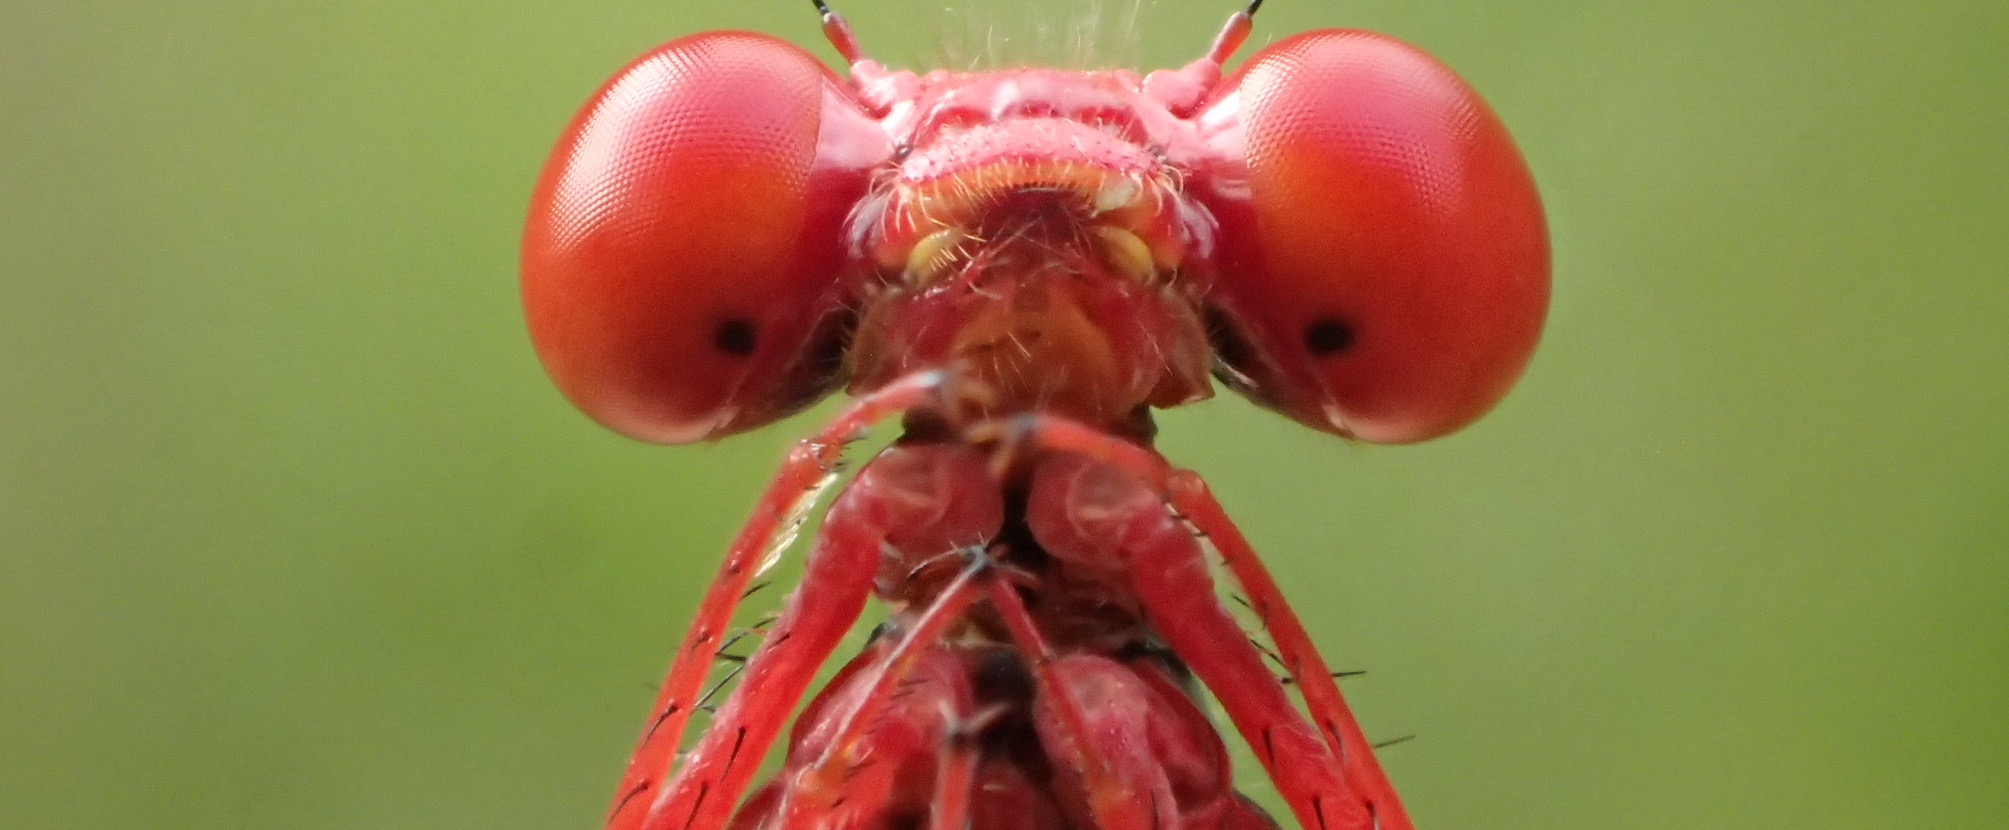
[811,0,833,15]
[1246,0,1265,16]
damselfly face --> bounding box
[521,4,1548,830]
[523,3,1547,444]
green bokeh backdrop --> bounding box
[4,1,2004,827]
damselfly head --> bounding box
[842,62,1221,428]
[526,0,1546,446]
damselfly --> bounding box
[521,3,1548,828]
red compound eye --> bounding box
[522,32,889,443]
[1197,30,1549,443]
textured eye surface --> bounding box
[1199,30,1549,443]
[522,32,885,443]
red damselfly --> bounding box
[521,2,1548,828]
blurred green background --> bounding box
[4,0,2004,827]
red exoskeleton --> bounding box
[521,2,1548,829]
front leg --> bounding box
[640,440,1004,830]
[1026,450,1411,830]
[610,374,952,830]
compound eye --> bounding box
[523,32,888,443]
[1198,30,1549,443]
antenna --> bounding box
[810,0,869,64]
[1203,1,1262,65]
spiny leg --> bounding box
[1008,415,1410,822]
[638,476,883,830]
[1164,470,1411,829]
[1015,426,1411,830]
[646,433,1006,830]
[774,558,988,828]
[1023,452,1368,830]
[764,638,978,830]
[608,373,951,830]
